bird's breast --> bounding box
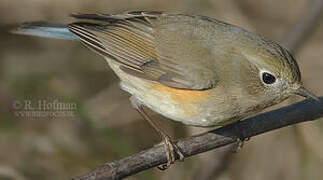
[149,83,210,114]
[106,58,256,127]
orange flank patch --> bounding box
[150,83,209,115]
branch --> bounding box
[72,97,323,180]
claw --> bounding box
[133,100,185,170]
[233,137,250,153]
[157,135,185,170]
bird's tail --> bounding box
[11,21,77,40]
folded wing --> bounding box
[68,11,218,90]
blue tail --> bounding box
[12,21,77,40]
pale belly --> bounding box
[105,59,250,127]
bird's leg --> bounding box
[130,97,184,170]
[136,105,185,170]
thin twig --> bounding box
[72,98,323,180]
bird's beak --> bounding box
[294,87,320,101]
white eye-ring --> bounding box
[260,70,276,85]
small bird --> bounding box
[13,11,318,169]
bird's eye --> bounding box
[262,72,276,84]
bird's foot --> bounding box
[157,135,185,170]
[233,137,250,153]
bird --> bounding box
[12,11,319,170]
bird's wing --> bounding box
[68,11,219,89]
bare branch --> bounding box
[72,98,323,180]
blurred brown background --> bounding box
[0,0,323,180]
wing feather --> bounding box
[68,12,218,89]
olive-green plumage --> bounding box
[13,11,318,168]
[64,11,316,126]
